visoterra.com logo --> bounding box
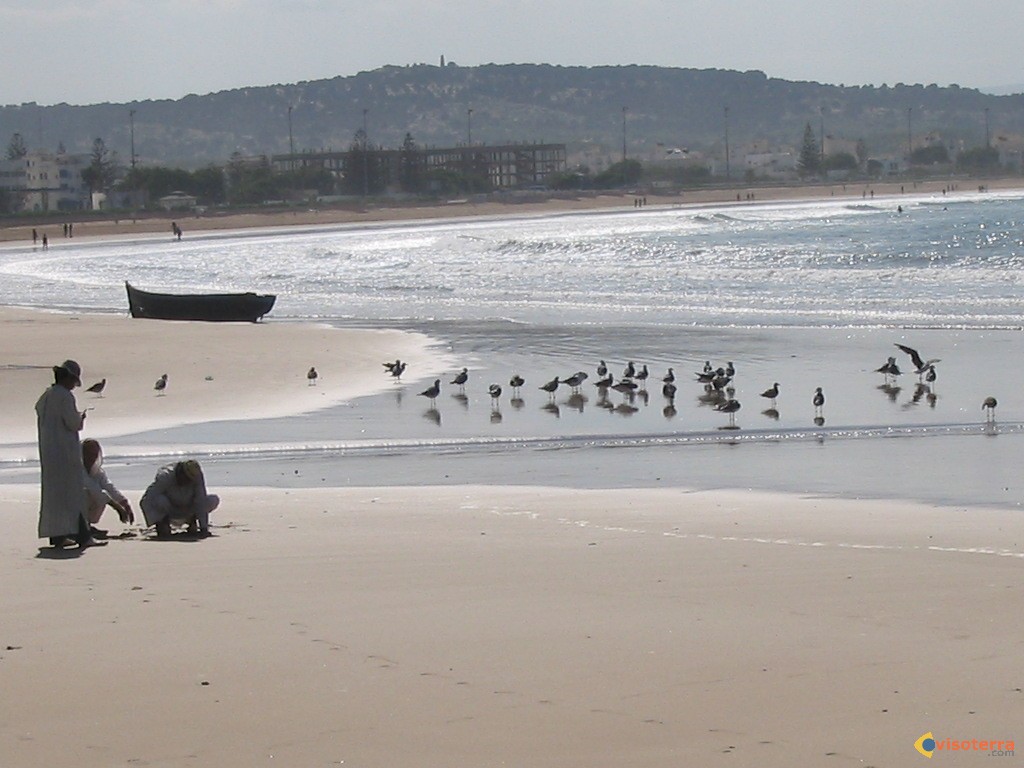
[915,731,1015,758]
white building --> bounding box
[743,151,797,179]
[0,151,90,212]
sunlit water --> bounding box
[3,190,1023,507]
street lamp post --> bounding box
[287,105,295,170]
[467,108,473,147]
[907,107,913,158]
[129,109,136,171]
[985,107,991,148]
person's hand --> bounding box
[116,502,135,525]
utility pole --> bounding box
[287,105,295,170]
[129,109,137,171]
[467,108,473,146]
[362,108,369,198]
[819,106,825,170]
[984,107,991,148]
[907,107,913,159]
[724,106,730,181]
[621,106,627,164]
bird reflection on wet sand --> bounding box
[542,401,561,418]
[423,408,441,426]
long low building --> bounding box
[271,141,567,191]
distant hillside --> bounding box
[3,64,1023,169]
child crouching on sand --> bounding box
[82,439,134,538]
[141,459,219,539]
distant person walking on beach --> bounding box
[171,222,182,240]
[32,228,38,244]
[41,234,48,250]
[82,438,134,538]
[141,459,219,538]
[35,360,103,549]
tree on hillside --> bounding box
[797,123,821,178]
[956,146,1000,173]
[855,139,868,168]
[6,132,27,160]
[81,137,119,194]
[399,132,423,193]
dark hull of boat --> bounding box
[126,282,276,322]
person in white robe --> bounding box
[82,438,134,538]
[35,360,102,548]
[140,460,219,538]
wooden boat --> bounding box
[125,282,276,322]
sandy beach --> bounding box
[0,177,1014,244]
[1,197,1022,765]
[1,482,1021,767]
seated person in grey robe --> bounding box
[82,438,134,538]
[140,459,219,538]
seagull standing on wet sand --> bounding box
[662,368,675,384]
[623,361,636,379]
[488,384,502,405]
[813,387,825,417]
[451,367,469,391]
[509,374,525,395]
[760,382,780,407]
[875,357,901,384]
[715,398,741,427]
[983,396,998,423]
[154,374,168,394]
[419,379,441,404]
[597,360,608,378]
[560,371,589,393]
[86,378,106,396]
[634,365,649,389]
[539,377,560,399]
[307,367,318,386]
[388,361,407,379]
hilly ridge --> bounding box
[2,63,1022,169]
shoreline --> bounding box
[0,306,449,448]
[1,177,1018,244]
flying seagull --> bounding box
[895,343,941,379]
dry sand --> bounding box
[0,483,1021,767]
[1,177,1014,243]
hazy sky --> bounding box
[2,0,1022,106]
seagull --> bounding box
[611,378,638,394]
[925,365,937,387]
[696,367,723,384]
[560,371,589,392]
[813,387,825,417]
[662,381,677,400]
[154,374,168,394]
[703,361,713,374]
[451,367,469,390]
[662,368,675,384]
[593,374,613,388]
[307,367,318,386]
[760,382,780,406]
[715,398,741,427]
[509,374,525,395]
[488,384,502,405]
[875,357,901,383]
[85,378,106,396]
[634,365,649,389]
[419,379,441,404]
[539,376,560,398]
[596,360,608,378]
[982,396,998,423]
[725,361,735,378]
[895,343,941,379]
[388,361,407,379]
[383,359,402,374]
[623,361,636,379]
